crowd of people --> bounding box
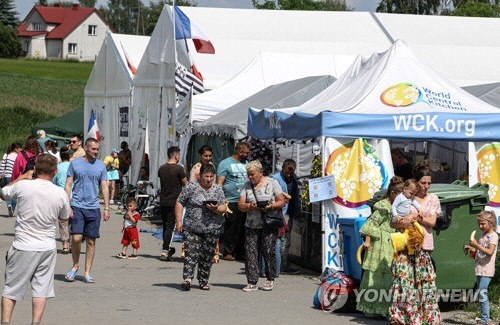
[0,132,497,324]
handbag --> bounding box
[250,183,284,230]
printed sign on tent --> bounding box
[309,175,336,203]
[119,106,129,137]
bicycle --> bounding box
[121,181,160,219]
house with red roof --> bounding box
[17,4,111,61]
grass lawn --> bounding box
[0,58,93,152]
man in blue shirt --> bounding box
[64,138,109,284]
[217,142,249,261]
[271,159,301,274]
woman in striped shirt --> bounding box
[1,142,22,217]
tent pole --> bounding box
[321,136,326,271]
[296,143,300,177]
[272,142,277,174]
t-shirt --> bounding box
[118,149,132,174]
[103,156,119,171]
[158,163,186,206]
[1,152,17,179]
[11,150,40,181]
[240,178,283,229]
[2,178,70,251]
[177,181,226,234]
[124,211,140,228]
[67,157,107,209]
[475,232,498,277]
[391,193,421,221]
[52,161,70,189]
[217,157,247,202]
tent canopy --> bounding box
[463,82,500,108]
[32,106,83,138]
[193,75,336,140]
[248,40,500,142]
[190,52,350,124]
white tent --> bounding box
[248,40,500,271]
[84,32,149,159]
[190,52,352,124]
[463,82,500,108]
[180,6,500,88]
[130,5,190,188]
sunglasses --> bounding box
[70,140,78,143]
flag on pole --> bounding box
[88,110,101,142]
[121,42,137,75]
[174,5,215,54]
[175,62,204,98]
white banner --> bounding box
[321,137,393,270]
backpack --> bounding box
[21,151,37,173]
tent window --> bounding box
[88,25,97,36]
[68,43,77,54]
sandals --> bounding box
[199,283,210,291]
[61,248,70,254]
[84,275,95,283]
[181,280,191,291]
[65,267,79,282]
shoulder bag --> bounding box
[250,182,284,230]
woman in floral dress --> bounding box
[357,176,403,317]
[389,169,441,324]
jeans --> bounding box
[160,206,176,252]
[477,276,492,324]
[259,237,284,276]
[2,177,16,210]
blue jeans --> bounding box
[477,276,492,324]
[259,237,285,275]
[3,177,16,210]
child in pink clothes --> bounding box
[464,210,498,325]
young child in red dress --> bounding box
[116,198,141,259]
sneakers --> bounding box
[127,254,138,260]
[7,205,14,218]
[262,280,274,291]
[116,253,127,259]
[160,247,176,261]
[110,199,115,205]
[242,284,258,292]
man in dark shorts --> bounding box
[158,146,187,261]
[64,138,110,283]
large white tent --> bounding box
[84,32,149,159]
[190,52,348,124]
[180,6,500,88]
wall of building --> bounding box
[63,12,109,61]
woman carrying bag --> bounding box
[238,160,285,292]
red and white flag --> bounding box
[121,42,137,74]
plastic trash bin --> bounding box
[338,216,367,282]
[430,182,489,290]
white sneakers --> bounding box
[242,284,258,292]
[242,281,274,292]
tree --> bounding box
[376,0,443,15]
[252,0,351,11]
[451,1,500,17]
[0,23,21,58]
[0,0,18,28]
[80,0,97,7]
[35,0,49,6]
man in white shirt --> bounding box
[0,154,70,325]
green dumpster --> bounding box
[430,182,489,290]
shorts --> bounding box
[121,227,140,248]
[107,169,119,181]
[70,207,101,238]
[3,246,57,300]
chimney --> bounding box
[72,3,80,10]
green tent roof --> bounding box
[31,106,83,139]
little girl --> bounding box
[464,210,498,325]
[116,198,141,260]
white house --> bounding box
[17,4,111,61]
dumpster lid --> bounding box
[428,183,488,203]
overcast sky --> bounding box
[14,0,378,20]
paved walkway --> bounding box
[0,201,465,324]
